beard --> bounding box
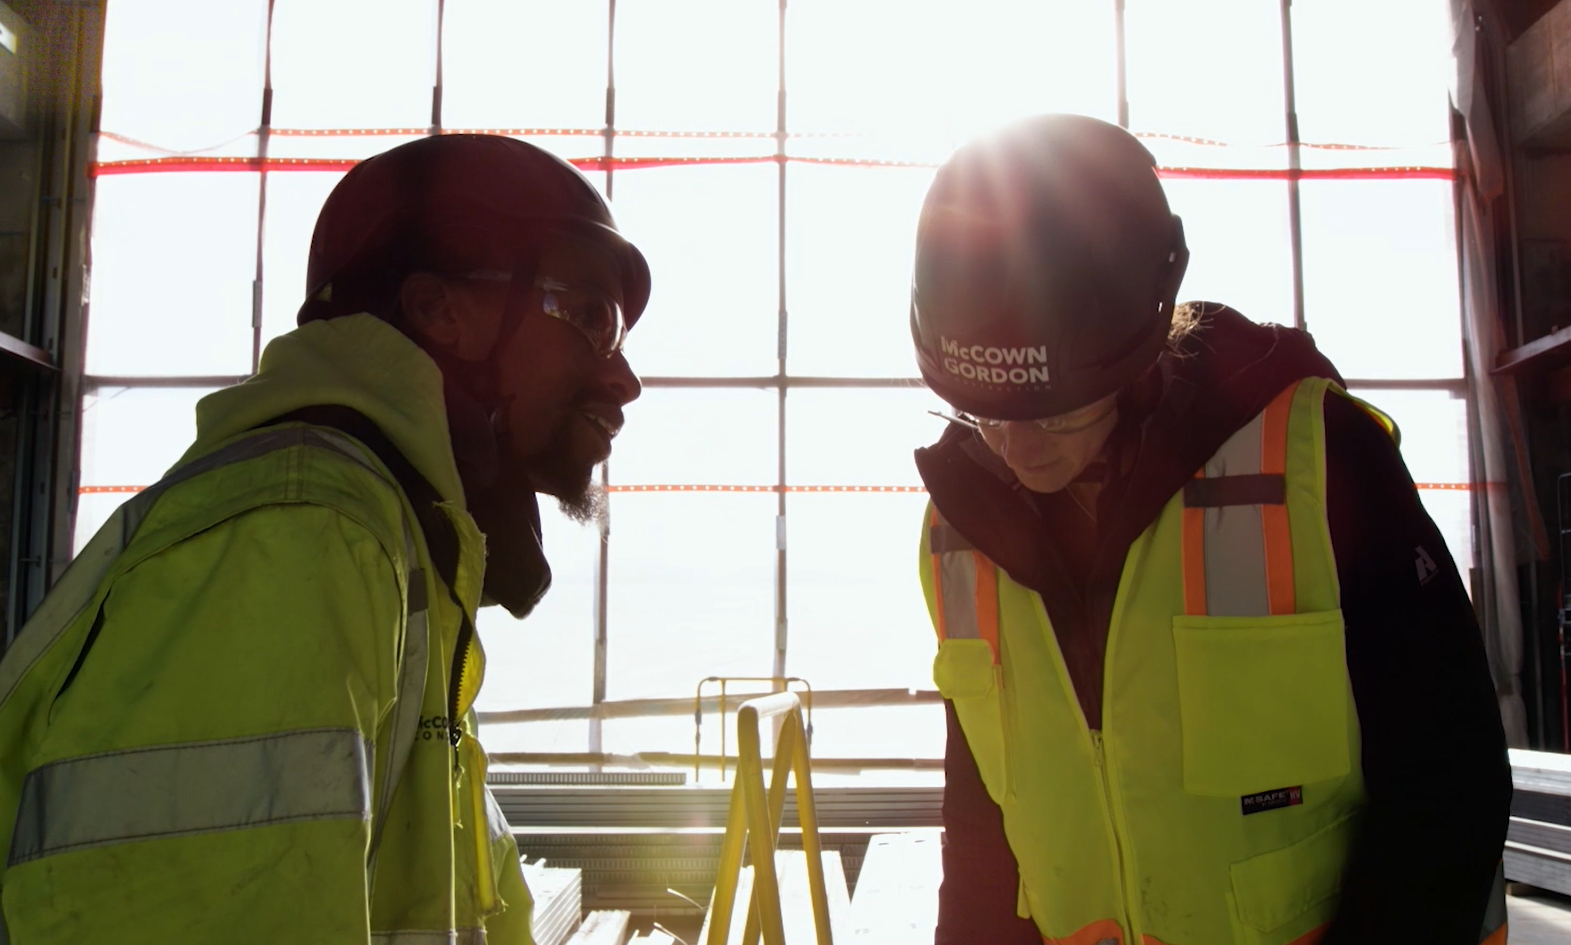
[515,410,609,526]
[557,478,605,525]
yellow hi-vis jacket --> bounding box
[921,378,1508,945]
[0,314,532,944]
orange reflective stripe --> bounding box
[972,550,1000,662]
[1042,918,1124,945]
[1182,475,1208,616]
[1283,924,1327,945]
[929,507,949,642]
[1261,382,1297,615]
[1134,923,1329,945]
[1479,924,1507,945]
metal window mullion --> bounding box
[13,4,102,634]
[431,0,445,133]
[773,0,789,683]
[1340,377,1467,394]
[603,0,617,199]
[589,0,618,758]
[1113,0,1129,128]
[1279,0,1306,333]
[44,5,105,601]
[250,0,277,376]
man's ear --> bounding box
[399,272,463,351]
[399,271,503,362]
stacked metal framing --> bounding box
[1506,748,1571,895]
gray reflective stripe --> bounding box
[1199,411,1271,617]
[8,728,370,866]
[0,424,436,890]
[0,505,131,712]
[937,548,982,641]
[370,563,430,885]
[0,426,401,716]
[929,523,973,553]
[1479,860,1506,941]
[288,429,434,884]
[372,930,485,945]
[483,785,512,843]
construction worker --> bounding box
[912,115,1511,945]
[0,135,648,943]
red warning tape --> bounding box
[87,154,1456,181]
[79,482,1471,495]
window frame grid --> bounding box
[76,0,1474,768]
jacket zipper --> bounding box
[445,608,496,913]
[447,614,475,749]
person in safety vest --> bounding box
[911,115,1512,945]
[0,135,650,943]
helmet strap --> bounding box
[1158,215,1191,315]
[473,259,540,457]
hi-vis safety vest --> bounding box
[0,423,531,944]
[921,377,1508,945]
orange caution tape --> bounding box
[78,482,1471,496]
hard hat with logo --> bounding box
[298,133,650,328]
[910,114,1188,421]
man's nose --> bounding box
[599,352,642,406]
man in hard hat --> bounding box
[913,115,1510,945]
[0,135,648,943]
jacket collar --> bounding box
[180,314,466,508]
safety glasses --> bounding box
[462,269,627,359]
[932,398,1117,437]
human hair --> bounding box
[1168,301,1206,348]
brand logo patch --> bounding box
[938,336,1051,388]
[419,714,459,744]
[1241,786,1303,816]
[1415,545,1438,585]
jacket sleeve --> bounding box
[1319,394,1512,945]
[935,700,1045,945]
[3,503,404,945]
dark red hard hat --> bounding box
[298,134,650,326]
[910,115,1188,420]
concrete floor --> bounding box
[1507,889,1571,945]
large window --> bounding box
[85,0,1466,777]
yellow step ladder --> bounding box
[704,692,834,945]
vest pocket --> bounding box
[932,639,1009,804]
[1229,812,1355,940]
[1172,609,1350,798]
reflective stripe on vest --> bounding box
[1182,381,1297,618]
[0,425,431,885]
[8,727,370,865]
[928,506,1001,662]
[1043,918,1123,945]
[1479,860,1507,944]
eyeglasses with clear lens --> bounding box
[461,269,627,359]
[960,400,1117,437]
